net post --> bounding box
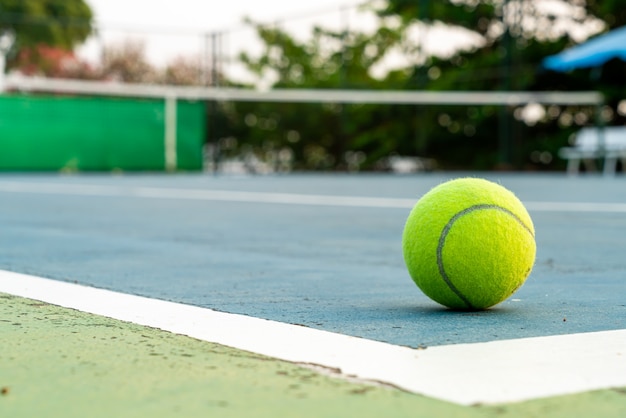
[0,30,15,93]
[210,32,222,174]
[0,54,5,92]
[164,94,178,172]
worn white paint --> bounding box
[1,270,624,405]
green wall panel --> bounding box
[0,95,205,171]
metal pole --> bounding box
[0,53,6,92]
[340,5,349,88]
[498,0,512,168]
[0,30,16,92]
[414,0,430,155]
[590,67,607,174]
[202,33,210,86]
[340,4,350,167]
[211,32,221,173]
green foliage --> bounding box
[586,0,626,29]
[229,18,404,170]
[377,0,625,170]
[379,0,496,37]
[226,1,626,171]
[0,0,93,68]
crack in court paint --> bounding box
[436,204,534,309]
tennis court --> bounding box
[1,172,625,416]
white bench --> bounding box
[559,126,626,175]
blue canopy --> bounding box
[543,26,626,72]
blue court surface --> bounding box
[1,173,625,349]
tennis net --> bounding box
[2,75,603,173]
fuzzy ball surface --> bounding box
[402,178,536,310]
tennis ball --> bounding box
[402,178,536,310]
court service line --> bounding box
[2,180,626,212]
[1,270,624,406]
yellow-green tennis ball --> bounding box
[402,178,536,310]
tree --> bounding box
[162,55,205,86]
[377,0,626,170]
[0,0,93,71]
[99,39,158,83]
[227,1,626,171]
[14,44,96,78]
[98,40,210,86]
[228,17,406,171]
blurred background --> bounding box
[0,0,625,174]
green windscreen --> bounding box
[0,94,205,171]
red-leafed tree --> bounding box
[0,0,94,72]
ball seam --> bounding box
[436,204,534,309]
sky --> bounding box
[78,0,376,82]
[77,0,490,84]
[84,0,354,33]
[74,0,603,86]
[80,0,603,85]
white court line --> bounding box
[2,180,626,212]
[0,270,624,406]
